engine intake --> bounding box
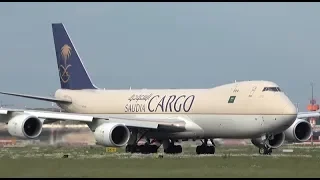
[251,132,285,149]
[284,118,312,142]
[7,114,43,139]
[94,122,130,147]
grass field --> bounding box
[1,144,320,177]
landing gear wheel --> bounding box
[196,146,201,155]
[125,145,131,153]
[126,144,158,154]
[196,139,216,155]
[149,145,158,153]
[163,139,182,154]
[196,145,215,154]
[126,144,137,153]
[207,146,215,154]
[175,145,182,153]
[258,147,264,154]
[259,147,272,155]
[164,145,182,154]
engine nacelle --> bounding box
[284,118,312,142]
[93,122,130,147]
[251,132,285,149]
[7,114,43,139]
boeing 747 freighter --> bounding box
[0,23,317,155]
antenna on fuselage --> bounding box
[295,103,299,112]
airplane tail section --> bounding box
[52,23,97,90]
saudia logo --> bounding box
[59,44,72,83]
[124,94,195,113]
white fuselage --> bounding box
[55,80,298,140]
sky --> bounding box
[0,2,319,110]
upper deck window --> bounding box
[262,87,281,92]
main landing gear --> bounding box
[125,131,160,154]
[163,139,182,154]
[196,139,215,155]
[126,143,158,154]
[125,131,216,155]
[258,146,273,155]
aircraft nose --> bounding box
[283,103,298,115]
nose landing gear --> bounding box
[259,145,273,155]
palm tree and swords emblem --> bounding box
[59,44,72,83]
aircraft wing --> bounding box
[0,108,186,132]
[0,91,71,104]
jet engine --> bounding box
[284,118,312,142]
[7,114,43,139]
[251,132,285,149]
[93,122,130,147]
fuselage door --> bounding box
[249,86,257,97]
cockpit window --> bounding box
[262,87,281,92]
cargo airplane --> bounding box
[0,23,318,155]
